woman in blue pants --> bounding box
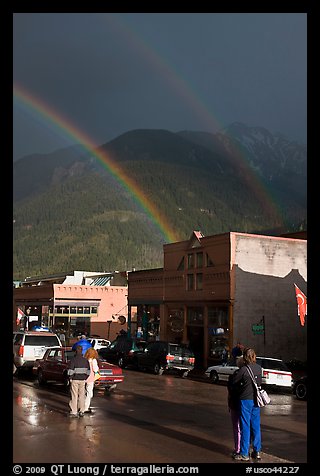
[232,347,263,461]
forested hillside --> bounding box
[13,125,307,280]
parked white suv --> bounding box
[205,355,292,388]
[13,330,62,373]
[256,356,292,388]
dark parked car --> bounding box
[285,359,307,381]
[136,341,195,377]
[97,337,147,368]
[293,375,307,400]
[32,346,124,391]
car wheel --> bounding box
[104,384,117,393]
[38,369,46,386]
[63,373,70,389]
[295,381,307,400]
[210,370,219,384]
[153,362,164,375]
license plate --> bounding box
[277,374,283,379]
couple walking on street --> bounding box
[67,343,100,417]
[228,347,263,461]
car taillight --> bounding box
[166,354,174,361]
[189,357,195,364]
[18,345,24,357]
[263,370,269,377]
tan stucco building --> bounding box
[13,271,128,343]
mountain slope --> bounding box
[13,125,307,279]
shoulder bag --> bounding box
[246,365,271,407]
[94,370,101,381]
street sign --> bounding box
[252,323,264,335]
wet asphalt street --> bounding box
[13,369,307,464]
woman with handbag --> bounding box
[84,347,100,414]
[232,347,263,461]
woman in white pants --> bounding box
[84,347,100,413]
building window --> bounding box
[196,252,203,268]
[167,309,184,336]
[196,273,203,290]
[187,307,204,324]
[206,253,214,267]
[69,316,91,338]
[208,307,229,361]
[208,307,228,327]
[177,257,184,270]
[187,274,194,291]
[187,253,194,269]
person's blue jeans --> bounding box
[239,399,261,456]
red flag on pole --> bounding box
[16,307,25,326]
[294,284,307,326]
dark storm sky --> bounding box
[13,12,307,161]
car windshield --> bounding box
[226,359,237,366]
[168,344,194,357]
[24,335,60,346]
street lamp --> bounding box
[107,319,113,339]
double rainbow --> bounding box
[14,84,180,244]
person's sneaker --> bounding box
[78,412,84,417]
[233,454,250,461]
[251,451,261,460]
[68,413,78,418]
[231,452,240,457]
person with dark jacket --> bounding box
[231,347,262,461]
[227,356,244,456]
[72,335,92,355]
[67,345,90,417]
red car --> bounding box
[32,346,124,391]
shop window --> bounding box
[83,306,90,314]
[91,306,98,314]
[69,317,91,338]
[208,334,229,360]
[135,304,160,340]
[187,307,204,324]
[208,307,229,361]
[208,307,228,328]
[77,306,83,314]
[167,309,184,336]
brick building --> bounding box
[127,231,307,368]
